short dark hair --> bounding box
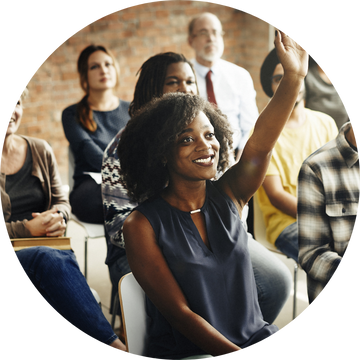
[119,93,233,203]
[261,48,307,103]
[129,52,197,117]
[260,48,280,98]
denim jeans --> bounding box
[16,246,118,345]
[275,222,299,262]
[248,233,292,323]
[70,177,104,224]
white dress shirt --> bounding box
[192,58,259,150]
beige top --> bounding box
[1,136,71,238]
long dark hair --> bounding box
[76,45,120,132]
[128,52,198,117]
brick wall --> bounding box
[18,1,271,184]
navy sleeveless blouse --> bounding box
[136,181,277,359]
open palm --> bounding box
[275,30,308,79]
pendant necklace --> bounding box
[189,209,201,214]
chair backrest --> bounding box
[119,272,148,355]
[68,147,75,192]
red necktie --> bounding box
[205,70,217,106]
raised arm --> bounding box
[123,211,241,356]
[218,31,308,208]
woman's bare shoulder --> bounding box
[125,209,147,224]
[123,209,154,239]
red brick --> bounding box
[108,22,125,31]
[184,8,200,16]
[139,20,155,28]
[62,72,78,81]
[26,125,42,134]
[22,3,270,184]
[154,35,172,45]
[158,17,173,27]
[138,27,164,38]
[121,12,137,21]
[156,10,169,18]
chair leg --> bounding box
[84,235,89,280]
[111,292,120,330]
[292,262,298,319]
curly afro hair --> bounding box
[118,92,233,203]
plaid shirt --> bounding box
[298,122,359,303]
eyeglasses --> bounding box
[193,29,225,38]
[271,74,283,84]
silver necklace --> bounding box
[189,209,201,214]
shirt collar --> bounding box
[337,122,359,168]
[192,58,220,77]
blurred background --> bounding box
[17,0,274,186]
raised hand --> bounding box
[274,30,308,80]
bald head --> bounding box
[188,12,222,36]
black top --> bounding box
[6,143,46,222]
[62,100,130,188]
[136,181,277,359]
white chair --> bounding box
[67,214,105,280]
[119,272,148,355]
[65,148,105,280]
[90,287,102,307]
[118,274,213,358]
[253,195,299,319]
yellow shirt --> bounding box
[256,109,338,245]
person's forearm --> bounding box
[6,220,32,239]
[268,191,297,218]
[167,307,241,356]
[262,176,297,218]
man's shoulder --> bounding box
[192,58,250,73]
[215,59,253,86]
[303,137,338,168]
[217,58,249,73]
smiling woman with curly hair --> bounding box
[118,93,233,203]
[118,32,308,359]
[103,51,296,337]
